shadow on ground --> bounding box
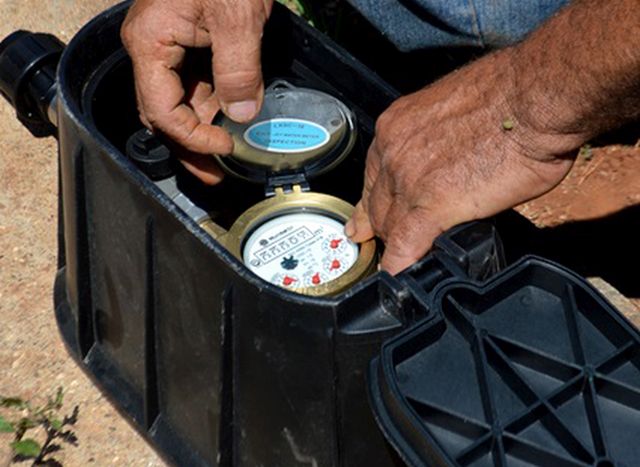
[499,205,640,299]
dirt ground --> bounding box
[518,145,640,228]
[516,144,640,314]
[0,2,639,467]
[0,2,165,466]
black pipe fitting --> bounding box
[0,30,65,137]
[126,128,176,181]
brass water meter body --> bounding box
[200,81,377,296]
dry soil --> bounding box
[0,2,166,466]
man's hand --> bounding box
[121,0,273,184]
[346,51,580,274]
[346,0,640,275]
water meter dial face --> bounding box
[242,212,359,290]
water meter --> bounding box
[205,80,377,296]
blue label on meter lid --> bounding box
[243,118,330,153]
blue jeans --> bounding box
[347,0,570,51]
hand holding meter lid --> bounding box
[204,80,377,296]
[213,80,357,182]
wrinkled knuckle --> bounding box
[143,109,163,129]
[120,22,135,49]
[374,132,392,157]
[215,69,261,87]
[148,111,188,142]
[374,120,401,155]
[174,120,198,146]
[144,115,160,130]
[215,69,261,96]
[122,9,176,52]
[375,112,393,140]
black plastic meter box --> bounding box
[2,2,640,467]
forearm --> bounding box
[509,0,640,146]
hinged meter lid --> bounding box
[213,80,357,185]
[369,257,640,467]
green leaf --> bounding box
[49,418,63,431]
[0,397,26,409]
[276,0,316,25]
[0,415,14,433]
[10,438,41,458]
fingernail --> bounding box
[344,220,356,238]
[227,100,258,122]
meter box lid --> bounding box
[214,80,357,184]
[369,256,640,467]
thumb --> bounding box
[209,16,266,123]
[345,200,375,243]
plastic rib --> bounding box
[455,434,492,465]
[77,148,95,356]
[444,296,498,426]
[454,430,587,467]
[143,216,159,430]
[583,376,608,458]
[489,334,581,382]
[492,435,507,467]
[596,341,639,375]
[595,374,640,411]
[484,338,594,464]
[217,285,235,467]
[445,294,596,465]
[473,332,498,427]
[443,296,477,342]
[545,376,584,408]
[562,284,586,366]
[385,264,640,467]
[500,434,588,467]
[405,396,490,440]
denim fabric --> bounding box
[347,0,570,51]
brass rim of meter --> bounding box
[201,80,375,296]
[218,118,352,173]
[220,186,376,296]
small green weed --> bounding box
[579,143,593,161]
[0,387,79,466]
[276,0,350,37]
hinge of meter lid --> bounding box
[265,172,310,197]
